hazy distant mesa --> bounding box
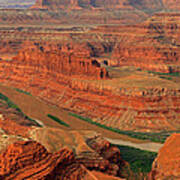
[0,0,35,8]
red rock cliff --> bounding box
[14,42,109,79]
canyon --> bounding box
[0,86,179,179]
[0,0,179,179]
[0,97,127,179]
[0,12,180,132]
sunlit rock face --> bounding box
[150,134,180,180]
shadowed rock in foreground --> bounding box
[0,140,125,180]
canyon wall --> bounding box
[0,58,180,132]
[13,42,108,79]
[107,13,180,73]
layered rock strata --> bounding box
[0,141,85,180]
[31,0,133,10]
[13,42,108,79]
[32,0,180,11]
[0,125,126,179]
[0,57,180,132]
[0,13,180,132]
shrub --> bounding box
[15,88,32,96]
[47,114,70,127]
[115,145,157,173]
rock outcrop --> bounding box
[14,41,109,79]
[85,135,127,177]
[1,55,180,132]
[29,127,127,177]
[0,128,127,179]
[150,133,180,180]
[109,13,180,73]
[0,100,127,180]
[0,141,85,180]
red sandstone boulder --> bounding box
[85,135,127,177]
[150,134,180,180]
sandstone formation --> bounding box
[29,127,128,177]
[0,5,180,133]
[31,0,180,11]
[85,134,127,177]
[31,0,133,10]
[0,98,127,180]
[0,54,179,133]
[13,41,108,79]
[107,13,180,73]
[0,1,180,179]
[150,133,180,180]
[0,3,148,25]
[0,125,127,179]
[162,0,180,10]
[0,141,85,180]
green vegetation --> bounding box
[159,76,172,80]
[147,71,180,81]
[136,68,142,71]
[47,114,70,127]
[69,112,179,143]
[0,92,42,127]
[15,88,32,96]
[0,93,21,112]
[115,144,157,173]
[148,71,180,77]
